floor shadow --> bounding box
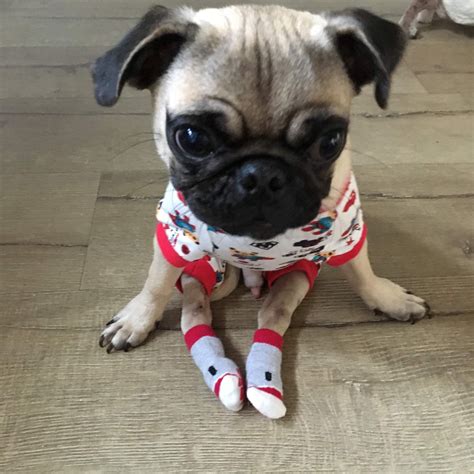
[418,19,474,39]
[280,327,301,421]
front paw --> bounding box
[408,25,420,39]
[399,20,419,39]
[99,294,159,353]
[360,277,431,323]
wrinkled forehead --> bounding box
[160,5,353,135]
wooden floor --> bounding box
[1,1,473,471]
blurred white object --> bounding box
[400,0,474,38]
[442,0,474,24]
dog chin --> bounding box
[218,221,287,241]
[188,201,321,241]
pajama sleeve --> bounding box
[325,177,367,267]
[155,185,207,267]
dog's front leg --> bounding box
[180,274,244,412]
[99,238,182,353]
[246,271,310,419]
[399,0,439,38]
[340,240,430,323]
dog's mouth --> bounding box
[186,195,321,240]
[179,160,327,240]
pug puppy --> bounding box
[93,5,430,419]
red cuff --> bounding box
[254,386,283,400]
[156,223,190,267]
[214,372,244,400]
[265,259,319,290]
[184,324,216,351]
[253,328,283,350]
[176,259,217,296]
[327,224,367,267]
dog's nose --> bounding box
[238,159,287,196]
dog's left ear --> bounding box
[91,6,197,107]
[328,9,407,109]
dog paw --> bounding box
[400,20,419,39]
[408,25,420,39]
[99,294,159,353]
[360,277,431,323]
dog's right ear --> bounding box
[327,9,407,109]
[91,6,197,107]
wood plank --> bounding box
[0,114,165,174]
[1,92,470,117]
[0,7,407,48]
[412,19,474,42]
[351,163,474,198]
[405,42,474,74]
[363,197,473,279]
[1,316,472,471]
[97,164,474,200]
[98,170,168,199]
[0,66,142,99]
[0,46,103,67]
[1,275,472,331]
[361,62,427,95]
[0,97,151,115]
[2,111,472,174]
[1,18,136,48]
[463,92,474,107]
[350,113,473,164]
[0,0,409,19]
[415,73,474,95]
[80,196,473,291]
[0,23,469,68]
[80,199,155,290]
[3,24,468,67]
[0,173,99,245]
[352,92,471,116]
[0,64,425,101]
[0,246,86,294]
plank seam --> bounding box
[1,311,470,332]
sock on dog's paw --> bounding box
[246,328,287,419]
[185,325,244,412]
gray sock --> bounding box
[184,324,243,411]
[246,328,287,419]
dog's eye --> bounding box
[175,126,215,158]
[318,129,346,160]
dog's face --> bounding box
[92,5,405,239]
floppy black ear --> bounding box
[329,9,407,109]
[91,5,197,107]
